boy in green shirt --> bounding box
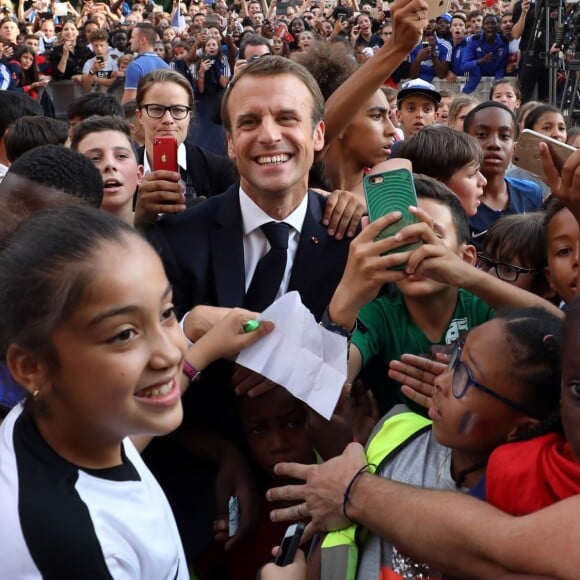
[326,174,560,414]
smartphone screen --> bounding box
[363,159,422,269]
[153,137,178,173]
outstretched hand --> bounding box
[388,353,448,409]
[267,443,367,542]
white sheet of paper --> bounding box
[236,292,347,420]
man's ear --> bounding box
[458,242,477,266]
[5,344,52,397]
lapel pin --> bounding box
[311,236,319,245]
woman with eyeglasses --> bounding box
[273,309,563,579]
[134,69,236,224]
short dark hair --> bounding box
[414,174,471,245]
[221,55,324,132]
[123,99,139,119]
[5,116,68,163]
[89,28,110,44]
[463,101,516,134]
[397,126,482,183]
[0,91,42,139]
[68,93,124,122]
[135,22,158,47]
[238,34,272,59]
[70,115,135,158]
[8,145,104,208]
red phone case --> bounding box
[152,137,178,173]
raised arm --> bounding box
[320,0,428,153]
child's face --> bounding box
[396,96,437,137]
[446,161,486,217]
[466,107,515,177]
[76,130,143,217]
[341,90,396,167]
[561,310,580,461]
[532,111,567,143]
[545,207,579,304]
[92,39,108,57]
[478,250,540,293]
[396,197,465,298]
[491,83,520,112]
[240,385,313,478]
[449,103,476,131]
[173,46,187,59]
[431,319,530,456]
[436,96,452,125]
[38,235,186,456]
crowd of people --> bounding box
[0,0,579,578]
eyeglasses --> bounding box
[476,252,539,283]
[449,339,532,416]
[141,104,191,120]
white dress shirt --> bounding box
[239,186,308,299]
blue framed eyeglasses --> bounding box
[449,339,532,416]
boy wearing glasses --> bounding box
[325,174,561,415]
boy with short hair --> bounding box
[396,79,440,138]
[82,29,118,92]
[325,171,560,414]
[464,102,543,248]
[396,125,487,217]
[70,115,143,225]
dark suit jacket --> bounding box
[144,183,353,560]
[148,182,352,322]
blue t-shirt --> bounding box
[408,36,452,82]
[124,51,169,90]
[469,176,543,249]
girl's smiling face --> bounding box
[29,234,186,466]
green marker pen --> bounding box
[243,320,260,333]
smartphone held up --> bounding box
[363,158,423,270]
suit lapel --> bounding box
[210,184,246,307]
[289,190,328,295]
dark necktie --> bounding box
[244,222,290,312]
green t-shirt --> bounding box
[352,288,495,415]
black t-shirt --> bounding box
[513,0,553,53]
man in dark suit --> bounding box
[143,56,355,565]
